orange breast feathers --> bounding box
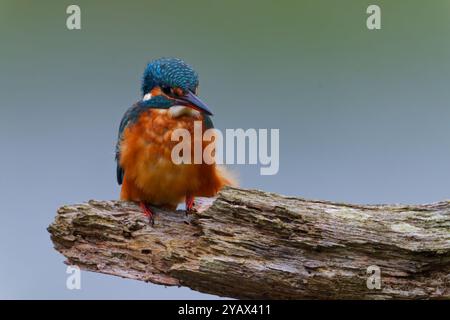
[119,108,234,209]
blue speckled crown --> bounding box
[141,58,199,96]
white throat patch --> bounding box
[143,93,152,101]
[169,106,200,118]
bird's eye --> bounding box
[161,86,172,95]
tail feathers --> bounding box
[216,165,238,189]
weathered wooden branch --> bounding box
[48,186,450,299]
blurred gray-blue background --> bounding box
[1,0,449,299]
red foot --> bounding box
[140,202,155,226]
[185,195,195,215]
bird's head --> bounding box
[140,57,212,115]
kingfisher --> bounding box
[115,58,233,224]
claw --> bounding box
[185,195,196,215]
[140,202,155,226]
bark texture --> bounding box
[48,186,450,299]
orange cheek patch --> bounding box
[151,86,162,96]
[174,87,184,96]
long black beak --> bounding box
[176,91,213,116]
